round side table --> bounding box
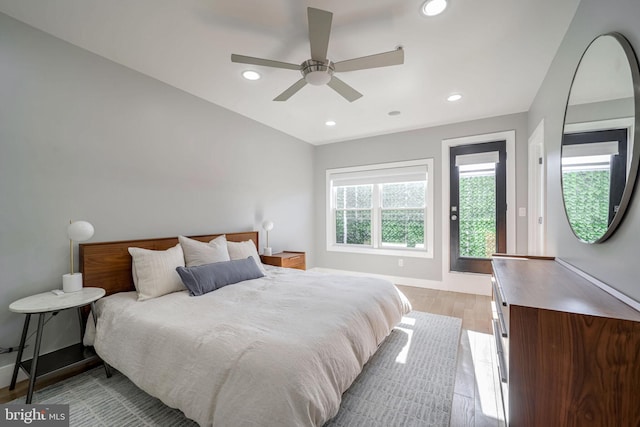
[9,287,106,403]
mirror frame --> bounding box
[561,32,640,243]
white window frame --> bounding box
[326,159,434,258]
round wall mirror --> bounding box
[561,32,640,243]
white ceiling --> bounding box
[0,0,580,145]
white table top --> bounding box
[9,287,106,314]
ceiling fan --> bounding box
[231,7,404,102]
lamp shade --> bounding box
[67,221,94,242]
[262,220,274,231]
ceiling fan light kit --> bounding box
[302,60,334,86]
[231,7,404,102]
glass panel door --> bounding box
[450,141,507,273]
[459,162,497,258]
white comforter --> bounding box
[88,267,411,427]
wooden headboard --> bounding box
[79,231,259,297]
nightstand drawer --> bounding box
[261,251,306,270]
[281,254,305,269]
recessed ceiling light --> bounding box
[388,110,401,116]
[421,0,448,17]
[325,120,337,127]
[447,93,462,102]
[241,70,261,81]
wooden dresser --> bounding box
[491,256,640,426]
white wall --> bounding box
[314,113,529,289]
[0,12,314,382]
[528,0,640,303]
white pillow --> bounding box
[128,244,186,301]
[178,235,230,267]
[227,239,266,274]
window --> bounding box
[327,159,434,258]
[335,185,372,245]
[561,128,628,243]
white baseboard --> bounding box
[0,343,71,389]
[310,267,491,296]
[0,359,27,390]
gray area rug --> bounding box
[10,311,461,426]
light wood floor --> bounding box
[397,286,505,427]
[2,287,505,427]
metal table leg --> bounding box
[26,313,45,404]
[90,301,112,378]
[9,314,31,390]
[77,307,85,343]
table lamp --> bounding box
[63,220,94,292]
[262,220,274,256]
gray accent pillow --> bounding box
[176,257,265,296]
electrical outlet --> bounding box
[398,259,404,267]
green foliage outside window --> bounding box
[459,174,496,258]
[335,185,372,245]
[335,167,611,252]
[381,182,425,248]
[562,169,610,242]
[381,209,424,248]
[334,182,425,248]
[336,210,371,245]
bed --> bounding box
[80,231,411,427]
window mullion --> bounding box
[372,184,380,249]
[334,186,340,245]
[423,185,428,250]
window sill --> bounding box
[327,244,433,259]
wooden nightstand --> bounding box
[260,251,306,270]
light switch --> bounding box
[519,207,527,217]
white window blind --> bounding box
[562,140,619,158]
[329,165,427,186]
[455,151,500,167]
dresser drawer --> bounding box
[492,276,509,337]
[491,274,510,423]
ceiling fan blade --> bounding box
[231,54,299,70]
[273,79,308,101]
[327,76,363,102]
[308,8,332,61]
[334,47,404,73]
